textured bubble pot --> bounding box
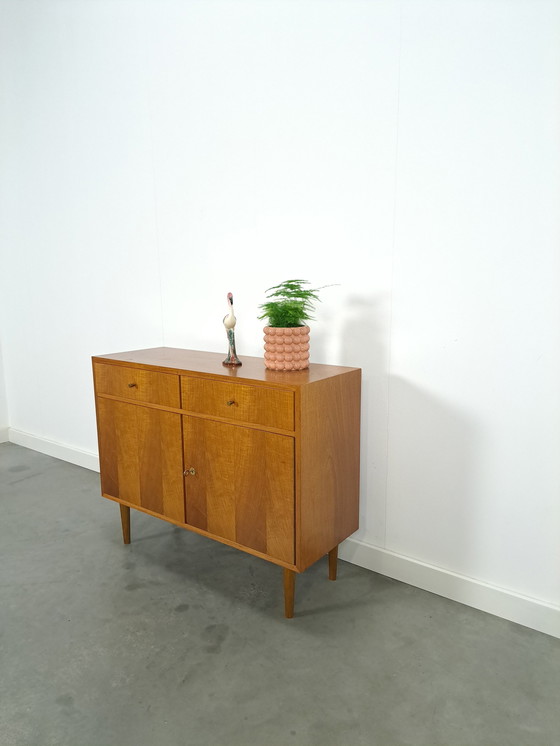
[263,325,310,371]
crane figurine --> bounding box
[222,292,242,366]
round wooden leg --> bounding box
[283,569,295,618]
[328,546,338,581]
[120,505,131,544]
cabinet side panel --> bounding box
[299,370,361,570]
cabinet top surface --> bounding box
[92,347,360,386]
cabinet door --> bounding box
[183,417,294,564]
[97,398,185,523]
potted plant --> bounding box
[258,279,325,371]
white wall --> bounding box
[0,0,558,636]
[0,339,9,441]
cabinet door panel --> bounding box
[183,417,294,563]
[183,416,236,539]
[97,398,185,523]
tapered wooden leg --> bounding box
[283,569,295,618]
[328,546,338,581]
[119,505,131,544]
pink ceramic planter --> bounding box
[263,325,310,371]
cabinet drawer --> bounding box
[94,363,180,408]
[182,377,294,431]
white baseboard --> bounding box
[0,426,9,443]
[340,537,560,639]
[8,428,100,472]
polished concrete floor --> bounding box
[1,442,559,746]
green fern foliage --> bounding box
[258,279,325,328]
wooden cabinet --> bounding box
[92,348,361,617]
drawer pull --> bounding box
[128,383,138,388]
[226,400,236,406]
[184,467,197,476]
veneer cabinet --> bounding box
[92,347,360,617]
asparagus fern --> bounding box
[258,279,326,328]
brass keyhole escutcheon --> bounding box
[184,467,196,476]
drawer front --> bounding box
[182,377,294,431]
[94,363,180,408]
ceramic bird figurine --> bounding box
[222,292,242,366]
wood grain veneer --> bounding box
[182,377,294,431]
[183,417,294,564]
[92,348,361,617]
[298,369,361,570]
[94,347,356,386]
[94,362,180,408]
[96,398,184,522]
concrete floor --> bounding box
[1,442,559,746]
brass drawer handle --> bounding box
[226,400,236,406]
[128,383,138,388]
[184,467,196,476]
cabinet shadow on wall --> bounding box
[336,292,390,541]
[382,375,480,578]
[331,292,480,579]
